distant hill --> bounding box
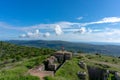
[6,40,120,56]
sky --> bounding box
[0,0,120,42]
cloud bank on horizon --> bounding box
[1,17,120,42]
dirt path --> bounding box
[28,69,54,80]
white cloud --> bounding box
[19,29,41,38]
[105,28,120,35]
[11,27,120,42]
[28,29,40,38]
[82,17,120,26]
[54,25,63,35]
[1,17,120,31]
[74,27,87,34]
[100,17,120,23]
[63,28,79,32]
[2,17,120,42]
[88,28,93,33]
[35,29,39,34]
[76,17,83,20]
[19,34,26,38]
[43,32,50,37]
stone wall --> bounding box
[78,71,87,80]
[78,61,86,69]
[87,66,107,80]
[54,53,64,63]
[64,53,72,60]
[44,56,58,71]
[48,64,57,71]
[44,50,72,72]
[115,72,120,80]
[54,50,72,63]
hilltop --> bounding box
[0,41,120,80]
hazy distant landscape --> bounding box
[7,40,120,56]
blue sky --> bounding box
[1,0,120,42]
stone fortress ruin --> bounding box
[29,49,120,80]
[28,49,73,80]
[44,50,72,71]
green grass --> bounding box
[44,54,120,80]
[107,73,116,80]
[0,66,38,80]
[85,54,120,64]
[0,66,40,80]
[82,54,120,71]
[44,58,86,80]
[0,55,48,80]
[1,51,120,80]
[23,55,48,69]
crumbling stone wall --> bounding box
[78,71,87,80]
[64,53,72,60]
[44,51,72,71]
[44,56,58,71]
[78,61,86,69]
[54,53,64,63]
[115,72,120,80]
[48,64,57,71]
[54,51,72,63]
[87,66,107,80]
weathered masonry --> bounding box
[44,50,72,71]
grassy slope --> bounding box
[44,58,86,80]
[0,41,55,80]
[83,54,120,71]
[1,53,119,80]
[0,55,50,80]
[0,56,42,80]
[55,58,85,80]
[44,54,120,80]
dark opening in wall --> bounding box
[87,66,107,80]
